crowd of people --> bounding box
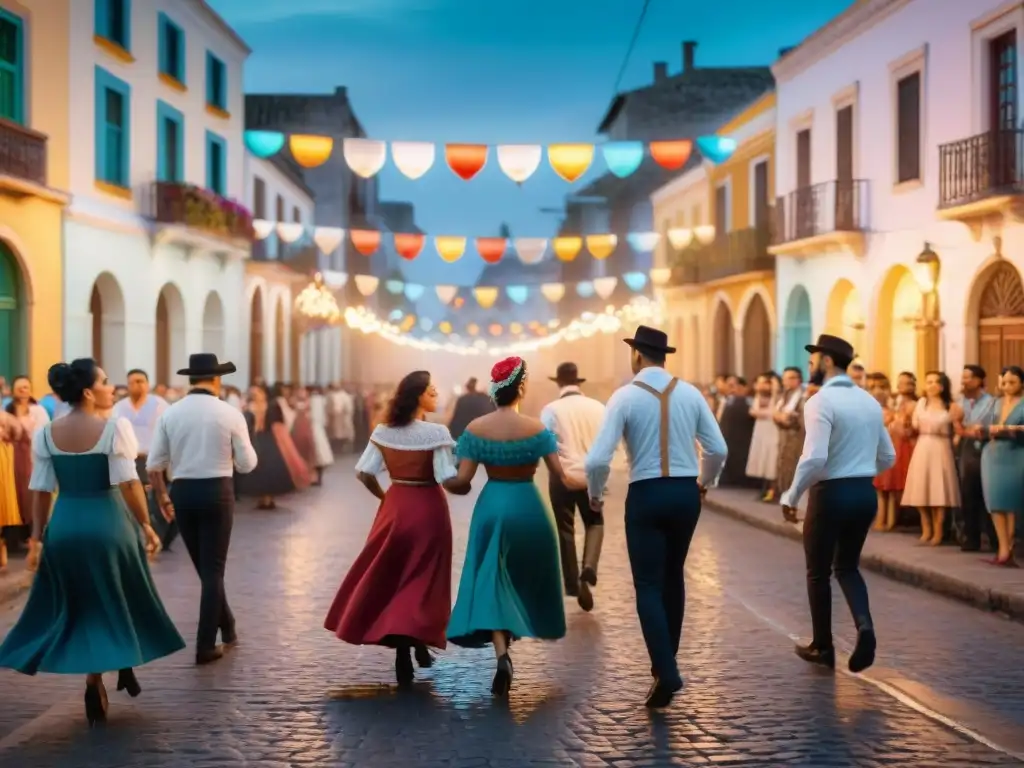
[704,362,1024,564]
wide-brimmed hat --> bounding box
[549,362,586,385]
[805,333,855,361]
[624,325,676,355]
[176,353,237,377]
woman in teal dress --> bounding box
[446,356,583,696]
[0,359,185,725]
[976,365,1024,566]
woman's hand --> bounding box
[26,539,41,572]
[158,494,175,523]
[142,524,162,558]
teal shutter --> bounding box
[176,23,186,83]
[94,67,132,186]
[94,68,106,180]
[205,52,213,104]
[0,10,24,124]
[94,0,109,38]
[157,14,167,74]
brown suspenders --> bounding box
[631,377,679,476]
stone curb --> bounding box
[703,497,1024,623]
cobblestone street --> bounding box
[1,460,1022,767]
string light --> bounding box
[294,273,341,326]
[344,297,662,356]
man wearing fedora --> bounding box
[780,334,895,675]
[147,354,258,665]
[585,326,727,708]
[540,362,608,611]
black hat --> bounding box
[176,353,237,377]
[805,334,855,361]
[550,362,586,385]
[624,325,676,355]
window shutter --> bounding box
[94,0,108,38]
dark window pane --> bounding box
[105,88,123,127]
[897,72,921,183]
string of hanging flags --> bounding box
[244,131,738,181]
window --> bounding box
[690,204,701,225]
[158,13,185,84]
[292,206,301,223]
[275,194,284,222]
[796,129,811,187]
[752,159,769,227]
[95,0,130,51]
[896,72,921,183]
[156,101,183,182]
[253,177,266,218]
[0,10,24,124]
[714,183,730,235]
[206,52,226,111]
[836,105,854,180]
[94,67,131,188]
[206,131,226,195]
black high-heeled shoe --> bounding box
[413,643,434,669]
[491,653,513,697]
[395,647,414,688]
[84,681,107,726]
[117,668,141,697]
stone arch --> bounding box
[202,291,226,360]
[155,282,186,386]
[88,272,126,383]
[274,295,286,383]
[873,266,918,378]
[781,285,812,370]
[0,240,27,381]
[740,291,773,378]
[826,278,867,362]
[966,259,1024,377]
[249,286,265,384]
[711,297,735,376]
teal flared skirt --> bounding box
[447,479,566,647]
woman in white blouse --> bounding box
[0,358,185,726]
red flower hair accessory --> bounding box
[489,356,525,399]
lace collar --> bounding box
[370,419,455,451]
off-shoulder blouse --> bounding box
[29,417,140,492]
[355,420,458,484]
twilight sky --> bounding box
[209,0,854,283]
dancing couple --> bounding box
[325,357,581,695]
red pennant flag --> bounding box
[350,229,381,256]
[649,140,693,170]
[446,144,488,180]
[394,232,425,260]
[475,237,506,264]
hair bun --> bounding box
[47,358,97,405]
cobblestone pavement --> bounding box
[1,461,1023,767]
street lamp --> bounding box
[914,242,941,293]
[913,242,942,375]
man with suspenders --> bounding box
[585,326,727,708]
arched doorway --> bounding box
[0,241,25,381]
[249,287,264,384]
[825,279,867,363]
[274,297,285,382]
[202,291,225,360]
[712,299,735,376]
[741,292,772,378]
[88,272,126,383]
[155,283,186,386]
[873,267,917,377]
[782,285,812,370]
[976,261,1024,376]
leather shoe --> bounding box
[644,677,683,709]
[795,643,835,669]
[196,645,224,665]
[848,629,876,673]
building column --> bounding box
[915,290,941,379]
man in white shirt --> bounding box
[540,362,607,612]
[148,354,258,665]
[781,334,896,675]
[585,326,727,709]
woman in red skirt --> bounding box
[324,371,467,686]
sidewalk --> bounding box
[705,487,1024,622]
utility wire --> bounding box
[611,0,653,97]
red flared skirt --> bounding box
[875,436,915,492]
[324,483,453,650]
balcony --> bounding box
[769,179,868,258]
[938,129,1024,227]
[668,226,774,287]
[144,182,254,256]
[0,117,52,196]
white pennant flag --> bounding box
[497,145,542,183]
[321,270,348,289]
[435,285,458,304]
[593,276,618,299]
[253,219,274,240]
[343,139,387,179]
[391,142,435,180]
[354,274,379,296]
[540,283,565,303]
[276,222,304,244]
[514,238,548,264]
[314,226,345,255]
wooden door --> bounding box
[795,129,813,239]
[835,105,854,229]
[977,261,1024,376]
[742,294,771,377]
[713,301,735,376]
[753,160,769,229]
[249,289,263,384]
[90,285,103,364]
[989,30,1018,188]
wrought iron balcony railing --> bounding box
[772,179,868,245]
[938,129,1024,209]
[669,226,773,285]
[146,182,255,241]
[0,117,47,186]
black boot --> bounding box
[395,646,414,688]
[848,618,876,673]
[577,525,604,612]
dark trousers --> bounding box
[803,476,876,649]
[624,476,701,688]
[137,456,178,550]
[549,475,603,592]
[170,477,236,652]
[957,442,995,551]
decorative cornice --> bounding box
[772,0,913,83]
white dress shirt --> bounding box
[147,391,257,479]
[112,394,168,454]
[584,367,728,498]
[540,386,607,487]
[780,374,897,508]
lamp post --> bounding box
[913,243,942,377]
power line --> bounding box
[611,0,653,97]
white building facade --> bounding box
[243,152,345,387]
[771,0,1024,382]
[64,0,251,386]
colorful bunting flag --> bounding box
[435,236,467,262]
[344,139,388,179]
[245,130,286,159]
[475,237,506,264]
[351,229,382,256]
[394,232,425,260]
[602,141,644,178]
[649,140,693,170]
[474,287,499,309]
[553,236,582,262]
[541,283,565,302]
[289,135,333,168]
[276,222,304,244]
[404,283,425,301]
[497,145,542,183]
[435,285,458,304]
[593,276,618,299]
[548,144,594,183]
[506,285,529,304]
[576,281,595,298]
[446,144,488,180]
[314,227,344,255]
[586,234,617,260]
[696,136,737,165]
[354,274,379,296]
[391,141,435,180]
[514,237,548,264]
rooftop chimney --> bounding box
[653,61,668,82]
[683,41,697,72]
